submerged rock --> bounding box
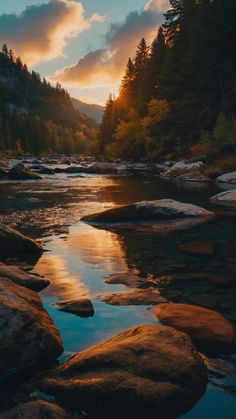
[41,325,207,419]
[0,278,63,378]
[210,189,236,205]
[0,400,71,419]
[8,163,42,180]
[53,298,94,317]
[0,263,50,291]
[154,303,236,352]
[105,272,145,287]
[179,240,214,256]
[216,171,236,183]
[0,223,43,257]
[81,199,214,225]
[97,288,167,305]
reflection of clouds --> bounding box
[35,253,89,301]
[65,225,127,273]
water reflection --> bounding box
[35,253,89,301]
[1,173,236,419]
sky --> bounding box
[0,0,169,104]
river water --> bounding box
[0,171,236,418]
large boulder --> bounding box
[154,303,236,352]
[210,189,236,205]
[0,400,71,419]
[216,171,236,183]
[81,199,214,226]
[41,325,207,419]
[0,263,50,291]
[8,163,42,180]
[0,277,63,378]
[0,223,43,257]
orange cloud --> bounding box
[0,0,104,65]
[51,0,169,88]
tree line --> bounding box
[97,0,236,160]
[0,45,97,156]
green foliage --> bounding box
[0,47,97,156]
[97,0,236,160]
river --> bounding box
[0,171,236,418]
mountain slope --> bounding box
[72,98,104,123]
[0,48,97,155]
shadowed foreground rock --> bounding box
[154,303,236,353]
[0,278,63,378]
[0,223,43,257]
[41,325,207,419]
[0,263,50,291]
[53,299,94,317]
[81,199,214,227]
[0,400,71,419]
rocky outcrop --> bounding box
[154,303,236,352]
[0,263,50,291]
[210,190,236,205]
[81,199,214,225]
[41,325,207,419]
[0,223,43,257]
[53,299,94,317]
[8,163,42,180]
[0,400,71,419]
[0,278,63,378]
[216,171,236,183]
[97,288,167,306]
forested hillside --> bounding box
[0,45,97,156]
[97,0,236,160]
[72,98,104,123]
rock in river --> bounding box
[179,240,214,256]
[53,298,94,317]
[216,171,236,183]
[0,400,71,419]
[97,288,167,306]
[0,263,50,291]
[0,277,63,378]
[154,303,236,353]
[81,199,214,227]
[0,223,43,257]
[8,163,42,180]
[105,272,146,287]
[210,189,236,205]
[41,325,207,419]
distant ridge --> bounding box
[72,98,104,123]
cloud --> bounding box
[0,0,104,65]
[52,0,169,88]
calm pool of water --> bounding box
[1,172,236,418]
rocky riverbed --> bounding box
[0,158,236,418]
